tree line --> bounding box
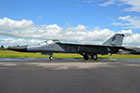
[0,45,12,50]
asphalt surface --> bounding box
[1,57,140,62]
[0,60,140,93]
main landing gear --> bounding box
[83,53,98,60]
[83,54,89,60]
[91,54,98,60]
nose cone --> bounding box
[8,45,27,52]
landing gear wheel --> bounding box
[49,56,53,60]
[83,55,89,60]
[91,54,98,60]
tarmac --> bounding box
[0,58,140,93]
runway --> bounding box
[1,57,140,62]
[0,60,140,93]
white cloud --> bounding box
[118,15,130,20]
[120,0,140,12]
[99,0,115,7]
[122,33,140,46]
[0,17,140,47]
[0,38,41,46]
[99,0,140,12]
[113,15,140,29]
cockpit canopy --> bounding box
[38,40,60,45]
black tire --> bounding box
[49,56,53,60]
[91,54,98,60]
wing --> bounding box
[57,42,123,55]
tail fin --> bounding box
[102,34,124,46]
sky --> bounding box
[0,0,140,47]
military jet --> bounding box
[8,34,125,60]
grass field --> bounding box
[0,50,140,59]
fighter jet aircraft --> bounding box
[8,34,125,60]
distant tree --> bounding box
[0,45,5,50]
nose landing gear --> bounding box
[49,56,53,60]
[41,52,53,60]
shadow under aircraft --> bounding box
[8,34,125,60]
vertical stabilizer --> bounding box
[102,34,124,46]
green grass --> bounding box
[0,50,140,59]
[0,50,82,58]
